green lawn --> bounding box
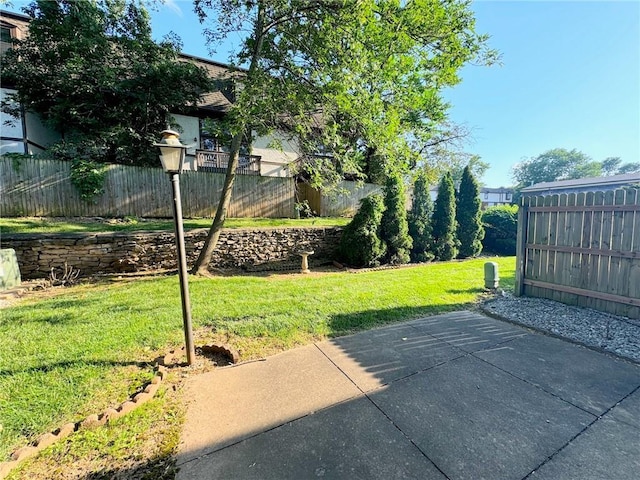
[0,256,515,466]
[0,216,350,234]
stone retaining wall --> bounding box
[0,227,343,279]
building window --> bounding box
[505,192,512,200]
[484,192,489,199]
[0,87,25,154]
[1,25,14,55]
[0,26,12,43]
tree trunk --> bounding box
[191,2,266,275]
[191,132,244,275]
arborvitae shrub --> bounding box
[456,165,484,258]
[408,171,434,262]
[431,172,459,260]
[380,172,412,264]
[481,205,518,255]
[338,194,387,267]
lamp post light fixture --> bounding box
[154,130,195,365]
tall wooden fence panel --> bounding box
[515,188,640,318]
[0,157,295,218]
[298,181,382,217]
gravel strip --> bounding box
[482,293,640,364]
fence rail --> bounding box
[0,157,294,218]
[514,188,640,318]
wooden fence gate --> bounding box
[515,188,640,318]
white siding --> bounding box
[252,132,299,177]
[171,113,200,171]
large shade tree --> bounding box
[191,0,498,274]
[1,0,213,166]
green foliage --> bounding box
[408,171,434,262]
[456,166,484,258]
[191,0,498,272]
[380,173,412,264]
[69,158,108,202]
[1,0,213,166]
[431,172,459,261]
[513,148,640,192]
[294,200,316,218]
[481,204,519,255]
[1,153,31,173]
[194,0,498,188]
[338,194,386,267]
[448,154,490,186]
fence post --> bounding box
[514,196,528,296]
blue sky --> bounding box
[6,1,639,187]
[147,0,640,188]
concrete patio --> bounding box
[176,311,640,480]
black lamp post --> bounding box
[154,130,195,365]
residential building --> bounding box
[172,54,299,177]
[479,187,514,208]
[1,10,61,155]
[429,186,514,209]
[520,173,640,196]
[0,10,299,177]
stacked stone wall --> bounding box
[1,227,343,279]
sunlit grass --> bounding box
[0,216,350,234]
[0,257,515,462]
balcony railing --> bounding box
[196,150,261,176]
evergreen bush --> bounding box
[481,205,518,255]
[455,166,484,258]
[408,171,434,262]
[337,194,386,267]
[431,172,459,260]
[380,172,412,264]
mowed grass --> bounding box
[0,216,350,234]
[0,257,515,461]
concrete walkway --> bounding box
[176,311,640,480]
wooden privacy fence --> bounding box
[298,181,383,217]
[0,157,295,218]
[515,188,640,318]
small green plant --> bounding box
[1,152,31,174]
[70,158,108,202]
[295,200,315,218]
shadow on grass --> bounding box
[446,287,485,295]
[327,303,473,338]
[77,456,178,480]
[0,359,151,377]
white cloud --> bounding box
[163,0,183,17]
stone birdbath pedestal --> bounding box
[298,250,314,274]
